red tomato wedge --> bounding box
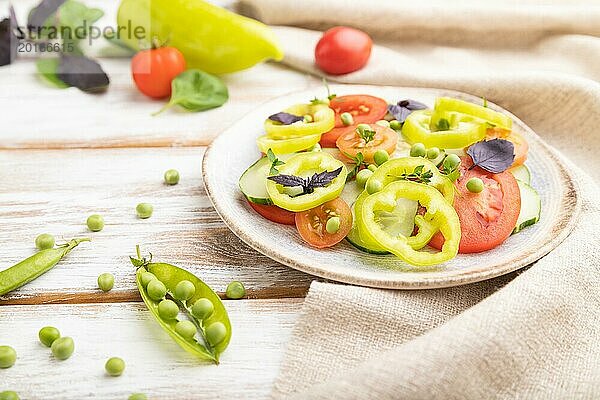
[486,127,529,167]
[320,95,388,148]
[336,124,398,164]
[295,198,352,248]
[429,157,521,254]
[248,201,295,225]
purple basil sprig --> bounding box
[387,99,428,123]
[267,167,343,195]
[268,112,304,125]
[467,139,515,173]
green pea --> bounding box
[375,119,390,128]
[140,271,157,288]
[389,120,402,130]
[164,169,180,185]
[86,214,104,232]
[97,273,115,292]
[0,391,19,400]
[158,299,179,320]
[136,203,153,219]
[443,154,461,171]
[356,123,371,135]
[325,217,341,235]
[128,394,147,400]
[105,357,125,377]
[367,164,378,172]
[174,320,197,339]
[225,281,246,300]
[466,177,484,193]
[51,337,74,360]
[191,298,214,320]
[303,114,313,123]
[38,326,61,347]
[410,143,426,158]
[426,147,440,160]
[436,118,450,131]
[205,322,227,346]
[0,346,16,368]
[173,280,195,301]
[366,178,383,194]
[340,112,354,126]
[373,149,389,166]
[355,168,373,188]
[35,233,55,250]
[147,280,167,301]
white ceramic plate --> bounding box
[203,85,580,289]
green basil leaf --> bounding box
[58,0,104,37]
[36,58,69,88]
[155,69,228,115]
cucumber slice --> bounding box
[509,164,531,184]
[239,154,294,205]
[513,180,541,234]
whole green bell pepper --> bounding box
[117,0,283,74]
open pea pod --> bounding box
[132,250,231,364]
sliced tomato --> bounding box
[248,201,295,225]
[295,198,352,248]
[336,124,398,163]
[486,127,529,167]
[320,95,388,148]
[429,157,521,253]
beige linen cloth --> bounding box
[236,1,600,398]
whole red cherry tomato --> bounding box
[131,47,186,99]
[315,26,372,75]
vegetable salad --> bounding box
[239,92,541,266]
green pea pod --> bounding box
[0,238,90,296]
[131,248,231,364]
[117,0,283,74]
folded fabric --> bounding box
[236,1,600,398]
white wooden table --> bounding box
[0,2,323,397]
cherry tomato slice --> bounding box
[248,201,295,225]
[320,95,388,148]
[486,127,529,167]
[335,124,398,163]
[295,198,352,248]
[429,156,521,253]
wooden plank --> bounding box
[0,59,315,150]
[0,147,314,303]
[0,299,302,399]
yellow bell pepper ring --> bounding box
[434,97,513,130]
[256,133,321,155]
[265,104,335,139]
[266,152,348,212]
[117,0,284,74]
[359,181,461,266]
[402,110,487,149]
[365,157,455,204]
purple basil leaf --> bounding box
[56,54,109,92]
[27,0,66,30]
[267,174,306,187]
[387,99,428,123]
[268,112,304,125]
[308,167,343,188]
[0,6,20,67]
[467,139,515,173]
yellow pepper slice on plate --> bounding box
[359,180,461,266]
[266,152,347,212]
[265,104,335,139]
